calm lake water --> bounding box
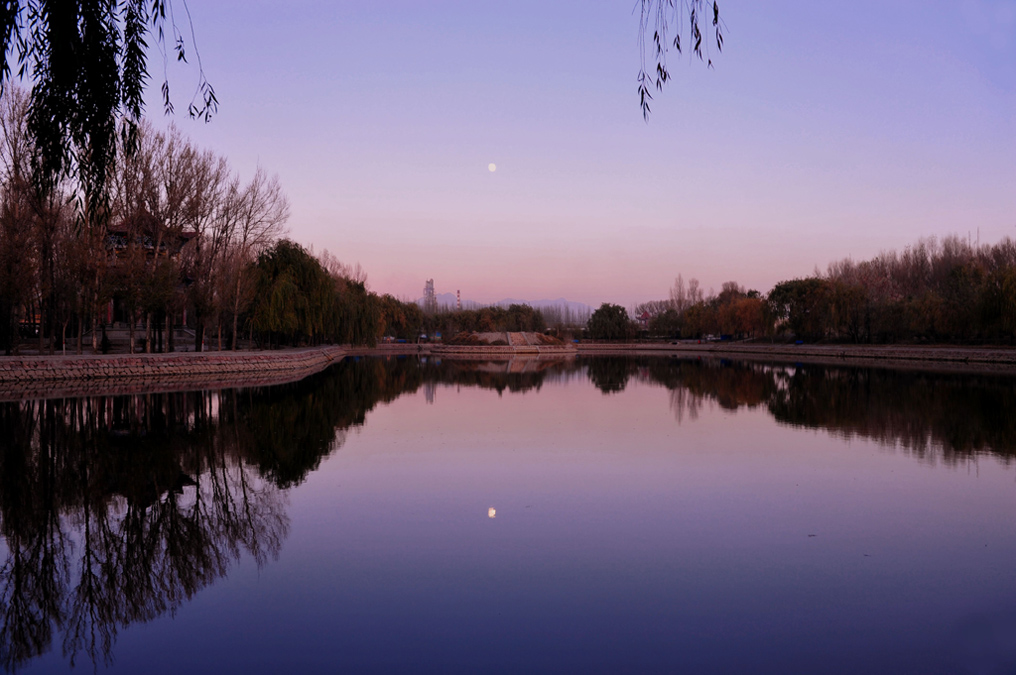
[3,355,1016,674]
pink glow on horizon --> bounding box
[145,1,1016,308]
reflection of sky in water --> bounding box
[20,360,1016,674]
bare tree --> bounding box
[226,167,289,350]
[669,274,703,313]
[176,146,230,352]
[0,87,38,354]
[318,250,367,286]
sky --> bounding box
[144,1,1016,308]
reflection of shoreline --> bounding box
[577,343,1016,375]
[431,346,576,357]
[433,354,575,375]
[571,355,1016,462]
[0,357,425,671]
[421,355,1016,466]
[426,357,578,394]
[0,392,291,671]
[641,358,1016,462]
[7,341,1015,404]
[2,355,1014,670]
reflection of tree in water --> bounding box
[765,367,1016,463]
[587,356,1016,464]
[0,395,288,671]
[584,358,639,394]
[646,358,777,413]
[428,358,580,396]
[3,354,1014,669]
[0,355,427,671]
[668,388,702,424]
[433,356,1016,464]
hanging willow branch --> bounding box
[0,0,216,222]
[637,0,725,120]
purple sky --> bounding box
[147,1,1016,307]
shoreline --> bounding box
[575,342,1016,375]
[3,341,1016,401]
[430,345,576,356]
[0,346,350,402]
[0,344,434,402]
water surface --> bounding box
[3,356,1016,674]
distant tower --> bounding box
[456,290,461,311]
[423,279,438,314]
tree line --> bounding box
[0,88,401,354]
[591,235,1016,344]
[0,86,285,354]
[10,74,1011,352]
[422,304,546,337]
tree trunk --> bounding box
[128,309,135,354]
[46,293,55,354]
[145,312,152,353]
[37,296,45,354]
[217,321,222,351]
[167,308,174,352]
[232,267,243,351]
[1,301,10,356]
[91,271,100,353]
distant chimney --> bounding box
[457,290,461,311]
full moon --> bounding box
[488,163,496,172]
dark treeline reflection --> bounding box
[1,355,1014,670]
[437,356,1016,462]
[0,356,426,672]
[586,356,1016,463]
[428,358,583,396]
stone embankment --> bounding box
[576,342,1016,373]
[0,346,349,402]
